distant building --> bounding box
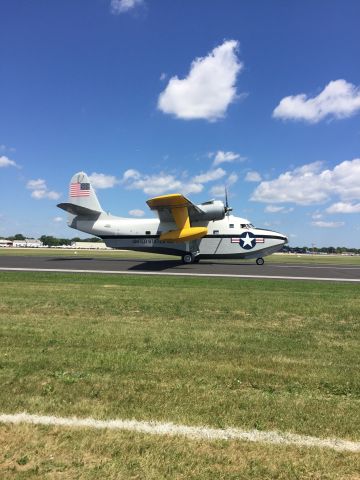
[71,241,110,250]
[12,239,43,248]
[0,239,12,247]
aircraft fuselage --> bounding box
[69,213,287,260]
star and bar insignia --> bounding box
[231,232,265,250]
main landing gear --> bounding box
[256,257,264,265]
[182,253,200,264]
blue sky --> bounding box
[1,0,360,247]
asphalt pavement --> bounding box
[1,255,360,282]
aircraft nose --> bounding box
[271,231,288,245]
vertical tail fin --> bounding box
[57,171,104,218]
[68,172,103,212]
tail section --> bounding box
[57,172,104,221]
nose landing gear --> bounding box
[256,257,264,265]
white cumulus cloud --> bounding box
[311,221,345,228]
[53,216,63,222]
[158,40,243,121]
[210,172,238,197]
[89,172,119,189]
[110,0,143,14]
[129,209,145,217]
[251,159,360,205]
[26,178,60,200]
[265,205,293,213]
[245,171,262,182]
[273,79,360,123]
[212,150,243,166]
[193,168,226,183]
[326,202,360,214]
[210,185,226,197]
[0,155,18,168]
[227,173,238,185]
[27,179,47,190]
[122,170,203,196]
[122,164,232,197]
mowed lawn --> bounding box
[0,272,359,479]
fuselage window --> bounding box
[213,230,219,235]
[229,224,234,228]
[145,231,151,235]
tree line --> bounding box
[281,245,360,255]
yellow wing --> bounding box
[146,193,208,242]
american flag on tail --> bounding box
[70,182,90,197]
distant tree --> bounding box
[70,236,102,243]
[59,238,72,246]
[14,233,26,240]
[8,233,26,241]
[83,237,103,243]
[40,235,61,247]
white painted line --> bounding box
[0,266,359,282]
[273,264,360,271]
[0,412,359,452]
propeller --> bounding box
[224,187,233,215]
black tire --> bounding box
[193,256,201,263]
[182,253,194,264]
[256,257,264,265]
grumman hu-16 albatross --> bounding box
[57,172,288,265]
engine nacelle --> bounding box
[193,200,226,221]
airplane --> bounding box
[57,171,288,265]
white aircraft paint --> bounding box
[1,412,359,453]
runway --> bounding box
[1,255,360,282]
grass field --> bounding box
[1,246,360,265]
[0,271,359,478]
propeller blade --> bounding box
[224,187,232,214]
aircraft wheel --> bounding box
[182,253,194,264]
[193,256,201,263]
[256,257,264,265]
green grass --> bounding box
[0,272,359,478]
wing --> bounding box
[146,193,208,242]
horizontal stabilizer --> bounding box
[57,202,102,217]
